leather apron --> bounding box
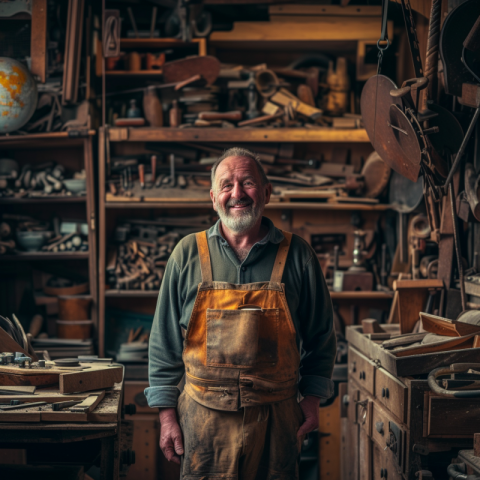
[182,230,300,412]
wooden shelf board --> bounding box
[105,201,390,211]
[330,291,393,300]
[0,131,96,148]
[105,290,158,298]
[107,127,370,143]
[209,19,393,43]
[120,38,204,49]
[0,252,89,261]
[106,70,163,76]
[0,196,86,205]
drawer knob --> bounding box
[352,361,357,373]
[359,371,366,380]
[380,468,384,478]
[386,388,390,398]
[382,388,386,398]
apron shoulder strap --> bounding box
[270,231,292,284]
[195,231,213,283]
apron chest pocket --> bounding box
[206,308,279,368]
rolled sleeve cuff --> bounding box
[144,386,180,408]
[299,375,334,399]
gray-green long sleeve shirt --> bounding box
[145,216,336,408]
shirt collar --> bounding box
[208,216,284,245]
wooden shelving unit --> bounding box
[98,125,391,356]
[0,134,98,336]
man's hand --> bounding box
[159,407,184,464]
[297,395,321,438]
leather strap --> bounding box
[270,231,292,284]
[196,231,213,283]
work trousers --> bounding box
[177,391,304,480]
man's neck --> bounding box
[220,217,268,260]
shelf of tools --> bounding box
[96,4,407,479]
[0,0,99,361]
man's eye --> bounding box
[244,181,254,187]
[222,184,232,190]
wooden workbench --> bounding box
[0,381,129,480]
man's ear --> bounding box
[210,189,218,211]
[264,183,272,205]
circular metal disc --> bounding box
[361,75,421,182]
[54,358,80,367]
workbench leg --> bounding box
[100,436,120,480]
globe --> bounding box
[0,58,37,134]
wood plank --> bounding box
[108,127,370,143]
[60,366,123,394]
[70,391,105,412]
[0,389,105,403]
[209,19,394,42]
[0,386,36,395]
[31,0,47,83]
[0,411,41,422]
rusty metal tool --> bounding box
[0,401,47,410]
[52,400,83,411]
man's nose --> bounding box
[231,182,245,199]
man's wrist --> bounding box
[159,407,177,423]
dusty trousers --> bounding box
[178,391,304,480]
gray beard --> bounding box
[216,199,263,234]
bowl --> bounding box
[0,158,19,179]
[16,231,49,252]
[63,178,86,194]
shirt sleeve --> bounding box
[297,254,336,399]
[145,258,185,408]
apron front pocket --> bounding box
[206,308,279,368]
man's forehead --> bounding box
[216,156,258,178]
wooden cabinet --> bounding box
[343,339,476,480]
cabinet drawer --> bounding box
[374,368,407,423]
[371,402,405,475]
[348,346,376,395]
[427,396,480,437]
[348,380,372,437]
[373,441,403,480]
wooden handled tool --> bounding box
[198,111,242,121]
[138,164,145,189]
[150,155,157,188]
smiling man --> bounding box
[145,147,336,479]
